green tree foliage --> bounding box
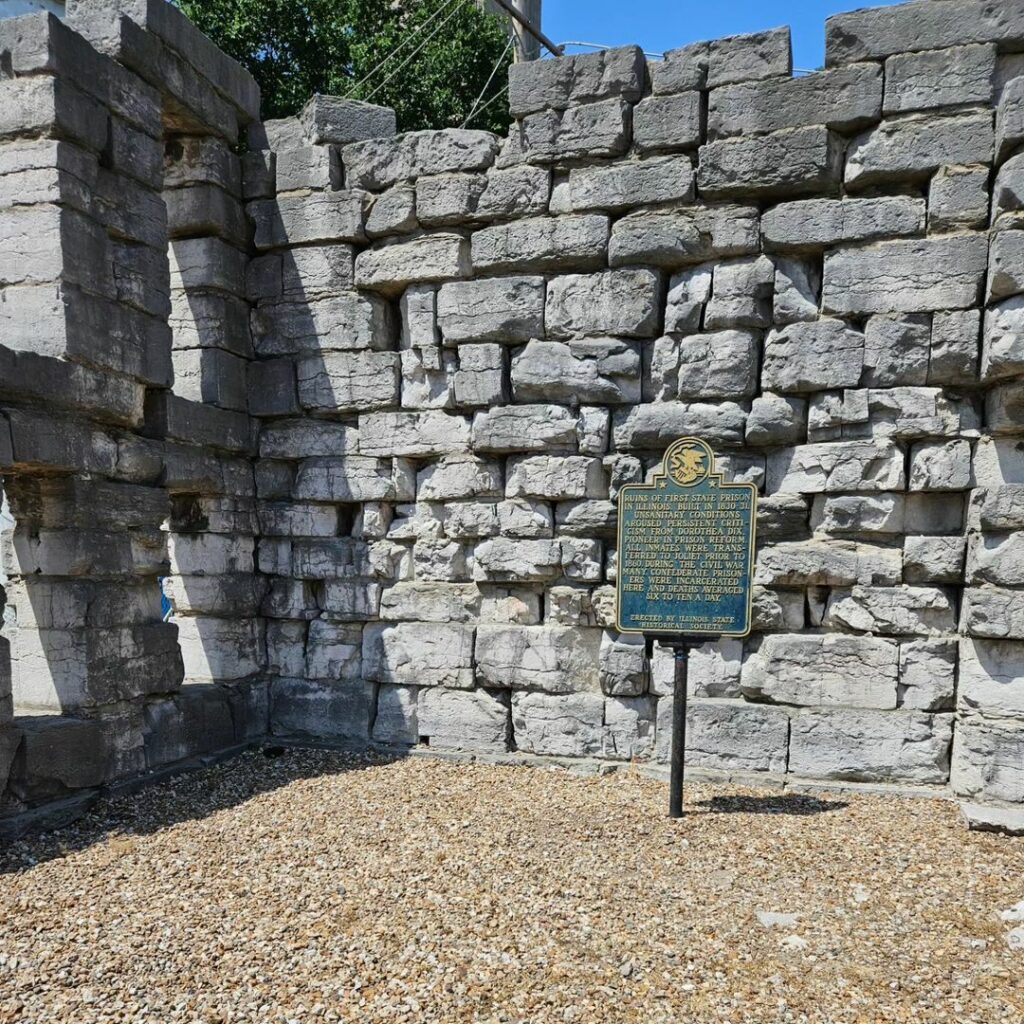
[177,0,515,134]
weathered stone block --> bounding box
[929,165,990,231]
[755,539,902,587]
[511,691,607,758]
[884,44,996,113]
[862,314,930,387]
[987,381,1024,435]
[251,294,392,356]
[417,687,510,753]
[472,537,562,582]
[518,98,631,162]
[904,536,966,585]
[773,257,820,325]
[250,191,367,249]
[612,402,747,451]
[845,113,993,188]
[417,456,503,500]
[274,144,341,193]
[475,625,601,693]
[505,455,606,500]
[909,439,972,492]
[511,339,640,405]
[655,699,790,773]
[546,269,661,338]
[978,484,1024,529]
[762,319,863,393]
[997,74,1024,160]
[598,631,648,696]
[269,678,373,743]
[825,2,1024,65]
[811,493,905,536]
[632,92,703,153]
[698,126,842,199]
[6,716,108,803]
[569,156,695,211]
[930,309,979,386]
[372,684,419,746]
[761,195,925,250]
[824,585,957,637]
[742,632,899,708]
[400,347,456,409]
[359,411,471,457]
[366,185,417,237]
[983,297,1024,382]
[437,276,544,344]
[472,214,608,274]
[476,164,550,220]
[297,351,400,413]
[968,532,1024,587]
[342,129,499,190]
[952,716,1024,806]
[822,236,987,315]
[354,233,470,293]
[454,344,507,406]
[767,440,905,493]
[790,708,951,784]
[415,172,485,225]
[305,620,362,679]
[744,393,807,448]
[508,45,645,116]
[472,404,577,453]
[898,639,956,712]
[959,638,1024,718]
[363,621,475,688]
[609,206,759,268]
[987,231,1024,305]
[292,456,400,502]
[709,64,881,139]
[301,94,396,145]
[673,330,759,399]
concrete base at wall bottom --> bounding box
[960,801,1024,836]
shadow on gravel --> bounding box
[697,793,848,816]
[0,746,407,877]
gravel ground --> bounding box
[0,749,1022,1024]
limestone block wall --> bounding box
[244,0,1024,829]
[0,0,1023,833]
[0,5,265,823]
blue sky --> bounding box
[542,0,901,71]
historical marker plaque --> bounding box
[616,437,756,638]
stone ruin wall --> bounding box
[0,0,1023,833]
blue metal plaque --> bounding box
[616,437,757,637]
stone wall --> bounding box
[0,3,265,825]
[1,0,1023,833]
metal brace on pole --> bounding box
[487,0,564,58]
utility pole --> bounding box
[486,0,560,60]
[510,0,541,62]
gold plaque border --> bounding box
[615,436,758,638]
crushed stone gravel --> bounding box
[0,748,1022,1024]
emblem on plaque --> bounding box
[667,438,711,487]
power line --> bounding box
[460,33,516,128]
[461,81,510,128]
[360,0,473,105]
[344,0,464,99]
[560,40,665,59]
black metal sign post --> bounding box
[656,635,705,819]
[616,438,757,820]
[669,642,689,819]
